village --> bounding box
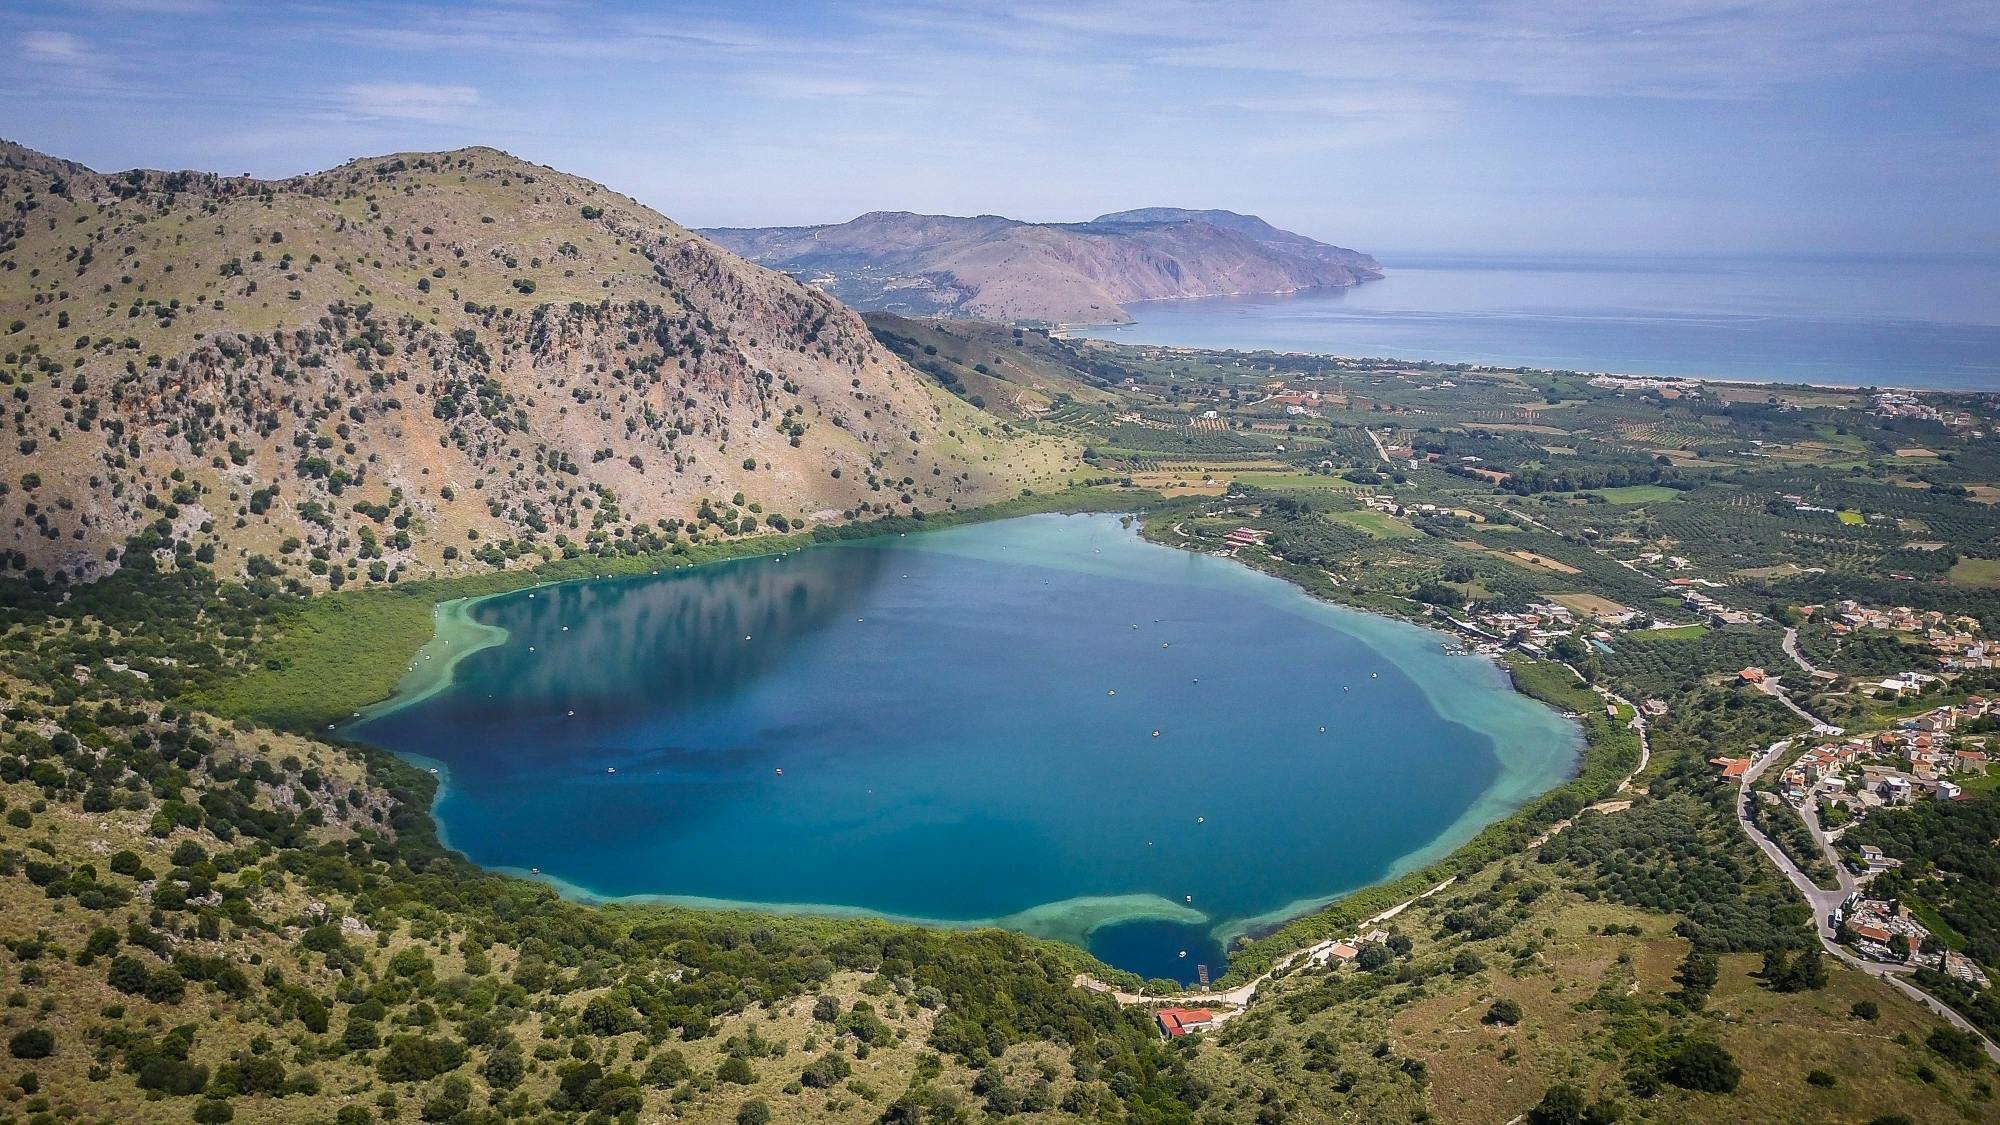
[1709,691,1996,987]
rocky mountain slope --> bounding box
[700,209,1380,326]
[0,141,1069,586]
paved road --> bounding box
[1595,686,1651,786]
[1756,675,1838,732]
[1365,427,1390,464]
[1780,626,1822,676]
[1734,739,2000,1062]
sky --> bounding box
[3,0,1997,254]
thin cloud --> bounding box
[23,29,89,63]
[339,82,480,124]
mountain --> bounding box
[699,209,1381,327]
[0,141,1069,586]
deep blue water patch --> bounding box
[352,513,1578,982]
[1088,920,1229,987]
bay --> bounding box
[1071,253,2000,391]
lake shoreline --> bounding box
[340,507,1586,984]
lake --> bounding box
[351,513,1579,983]
[1071,253,2000,391]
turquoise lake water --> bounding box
[351,514,1578,982]
[1072,253,2000,391]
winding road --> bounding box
[1733,738,2000,1062]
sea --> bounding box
[1070,253,2000,391]
[350,513,1579,983]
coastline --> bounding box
[344,510,1584,974]
[1060,318,1998,394]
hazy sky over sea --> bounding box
[4,1,1995,253]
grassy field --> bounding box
[1551,592,1633,619]
[1837,509,1867,525]
[1948,557,2000,588]
[1589,484,1682,504]
[1331,508,1422,538]
[1505,549,1582,574]
[1635,624,1711,640]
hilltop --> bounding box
[0,141,1070,586]
[700,208,1380,326]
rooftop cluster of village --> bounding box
[1712,694,1996,983]
[1871,391,1990,434]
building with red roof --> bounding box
[1154,1008,1216,1038]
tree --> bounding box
[717,1056,755,1084]
[1779,950,1828,992]
[736,1099,772,1125]
[1452,950,1487,976]
[481,1047,523,1090]
[1528,1083,1588,1125]
[1483,998,1523,1026]
[1526,1084,1618,1125]
[1356,943,1393,971]
[642,1048,690,1087]
[7,1028,53,1059]
[107,954,152,995]
[1851,999,1879,1021]
[812,994,841,1023]
[1673,949,1718,1006]
[1662,1040,1740,1093]
[800,1051,852,1088]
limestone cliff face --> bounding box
[702,209,1381,326]
[0,141,1065,585]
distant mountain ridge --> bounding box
[700,207,1381,326]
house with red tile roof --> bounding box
[1155,1008,1216,1038]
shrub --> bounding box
[642,1048,689,1086]
[7,1028,53,1059]
[1851,999,1879,1021]
[1662,1040,1740,1093]
[481,1047,523,1090]
[800,1051,851,1089]
[1483,998,1523,1026]
[717,1056,755,1084]
[1526,1083,1620,1125]
[736,1099,771,1125]
[1806,1068,1836,1088]
[1927,1025,1985,1068]
[377,1035,465,1082]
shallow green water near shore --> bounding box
[352,513,1578,982]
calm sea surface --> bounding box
[352,514,1577,982]
[1072,254,2000,390]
